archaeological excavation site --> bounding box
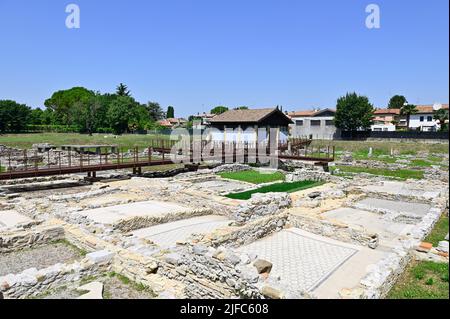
[1,141,448,300]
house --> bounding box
[371,108,405,131]
[191,113,216,130]
[208,107,293,143]
[288,108,338,140]
[409,104,449,132]
[158,118,188,129]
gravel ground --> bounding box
[0,242,83,277]
[38,276,155,299]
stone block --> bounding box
[261,285,284,299]
[165,253,182,266]
[253,259,273,274]
[86,250,115,264]
[437,241,449,253]
[419,242,433,250]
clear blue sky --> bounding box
[0,0,448,117]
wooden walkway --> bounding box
[0,139,334,180]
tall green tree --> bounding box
[72,95,104,135]
[29,108,44,125]
[211,106,229,115]
[400,104,418,130]
[0,100,31,133]
[234,106,249,110]
[44,87,95,125]
[116,83,131,97]
[107,96,139,134]
[166,106,175,118]
[388,95,408,109]
[334,93,374,131]
[434,108,449,131]
[146,101,165,121]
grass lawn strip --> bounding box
[218,170,285,184]
[225,180,324,200]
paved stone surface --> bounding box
[0,210,32,230]
[360,181,442,199]
[79,200,193,225]
[356,197,431,217]
[323,207,414,249]
[238,228,358,292]
[77,282,104,299]
[132,215,231,248]
[192,179,251,194]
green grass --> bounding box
[0,133,171,150]
[424,215,449,246]
[410,159,435,167]
[225,180,324,200]
[387,261,449,299]
[219,170,285,184]
[332,165,424,180]
[312,140,449,155]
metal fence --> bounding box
[341,130,449,140]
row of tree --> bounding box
[0,84,177,135]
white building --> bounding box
[409,104,449,131]
[208,107,293,143]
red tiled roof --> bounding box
[373,108,401,115]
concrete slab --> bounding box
[322,207,414,249]
[0,210,33,230]
[360,181,441,199]
[238,228,358,293]
[132,215,231,248]
[79,200,194,225]
[193,179,252,194]
[355,197,431,217]
[313,247,386,298]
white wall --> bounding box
[290,116,337,140]
[371,124,396,132]
[409,113,439,131]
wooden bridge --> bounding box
[0,139,334,180]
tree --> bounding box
[211,106,229,115]
[146,101,165,121]
[166,106,175,119]
[400,104,418,130]
[116,83,131,97]
[334,93,374,132]
[234,106,248,110]
[44,87,95,125]
[434,108,449,131]
[107,96,138,134]
[388,95,407,109]
[29,108,45,125]
[73,95,103,135]
[0,100,31,133]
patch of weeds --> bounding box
[388,260,449,299]
[424,215,449,246]
[51,239,88,257]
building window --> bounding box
[427,116,433,122]
[373,128,382,131]
[296,120,303,126]
[325,120,334,126]
[311,120,321,126]
[420,116,424,122]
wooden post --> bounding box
[24,150,27,171]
